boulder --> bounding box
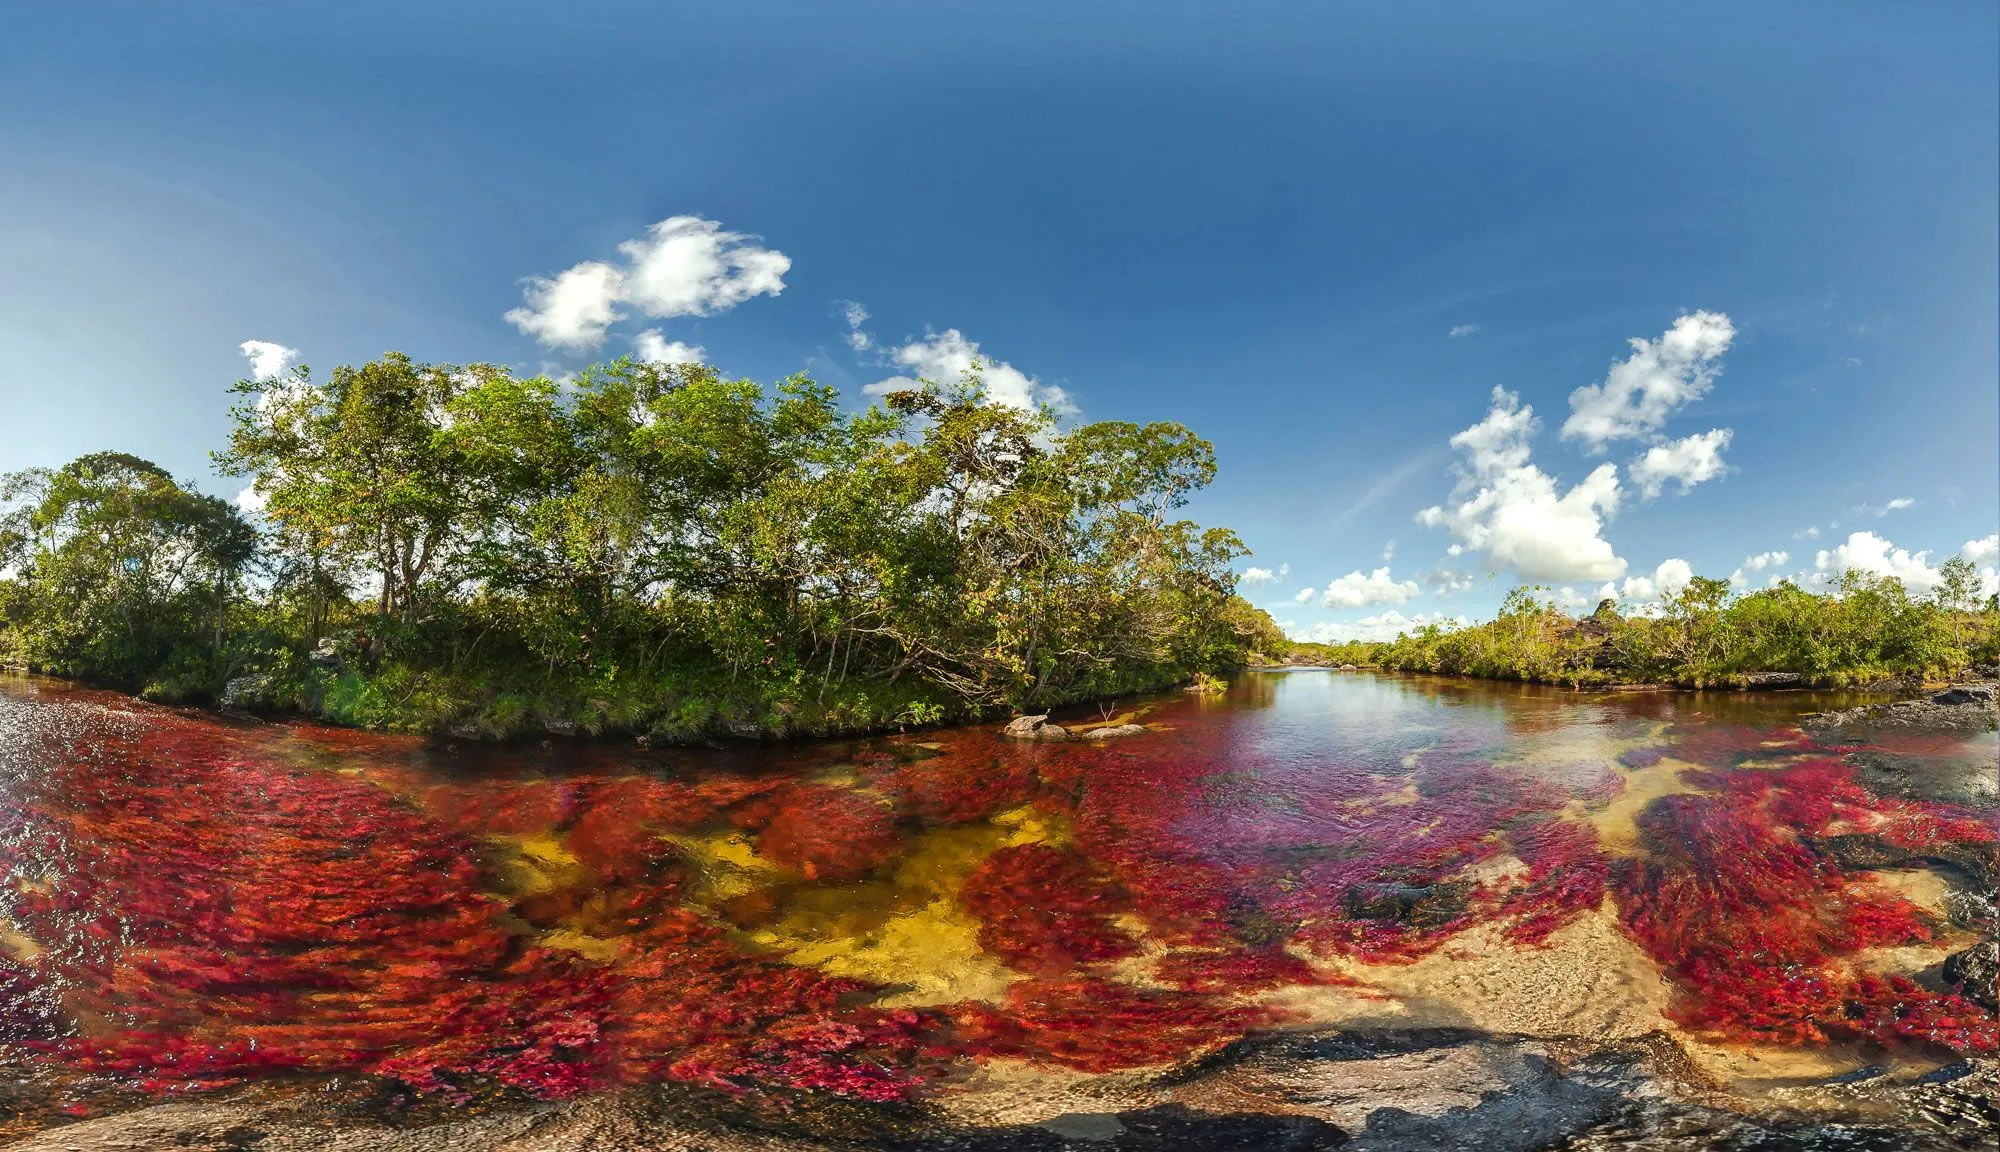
[217,674,273,713]
[1083,723,1148,740]
[1004,714,1072,742]
[1933,683,1998,706]
[308,636,342,668]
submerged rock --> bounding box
[1340,881,1470,928]
[1942,941,1998,1011]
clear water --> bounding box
[0,669,1991,1134]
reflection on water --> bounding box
[0,670,1992,1128]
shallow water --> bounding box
[0,670,1992,1144]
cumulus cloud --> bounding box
[1628,428,1732,499]
[1289,611,1469,644]
[505,261,627,351]
[1293,587,1317,605]
[1966,534,1999,567]
[239,340,300,382]
[633,329,706,365]
[866,329,1074,414]
[1449,324,1481,339]
[1319,567,1420,609]
[1560,311,1734,451]
[1609,558,1694,604]
[506,216,790,352]
[1814,531,1941,593]
[1241,566,1278,587]
[1729,550,1789,590]
[1415,388,1626,582]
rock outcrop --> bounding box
[1803,681,2000,734]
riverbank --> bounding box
[17,660,1995,748]
[11,1035,1995,1151]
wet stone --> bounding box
[1941,941,1998,1011]
[1340,881,1470,928]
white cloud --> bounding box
[239,340,300,382]
[1319,567,1420,609]
[1293,587,1317,604]
[1852,497,1917,517]
[1965,534,1999,567]
[1560,311,1735,451]
[1449,324,1481,339]
[1611,558,1694,605]
[1421,568,1478,598]
[1415,388,1626,582]
[1814,530,1941,593]
[1241,566,1277,587]
[1289,611,1469,644]
[839,300,873,351]
[633,329,706,365]
[1729,549,1789,591]
[506,216,790,352]
[866,329,1074,414]
[505,261,626,352]
[1628,428,1732,499]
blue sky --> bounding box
[4,1,1995,638]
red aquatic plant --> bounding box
[959,844,1137,975]
[1612,757,1995,1054]
[950,978,1271,1073]
[754,781,904,881]
[1499,817,1609,945]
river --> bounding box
[0,669,1993,1150]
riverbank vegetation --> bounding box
[1369,573,2000,688]
[1,355,1281,739]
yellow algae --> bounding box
[481,832,587,897]
[667,829,788,901]
[538,928,628,963]
[738,807,1068,1005]
[757,892,1019,1007]
[990,803,1071,851]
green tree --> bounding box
[0,453,257,695]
